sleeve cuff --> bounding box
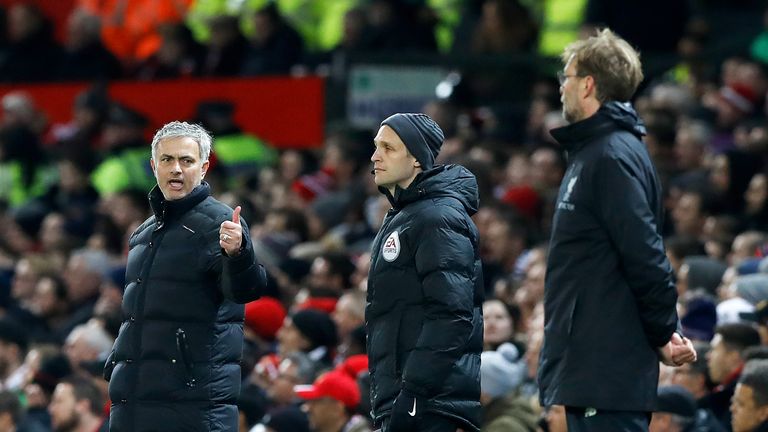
[224,241,255,274]
[401,380,429,398]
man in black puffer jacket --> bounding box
[366,113,483,432]
[104,121,267,432]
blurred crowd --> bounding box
[0,0,710,84]
[0,0,767,432]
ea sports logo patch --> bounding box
[382,231,400,262]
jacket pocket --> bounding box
[567,295,579,336]
[394,313,403,375]
[396,310,425,376]
[175,328,197,388]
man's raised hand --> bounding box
[219,206,243,256]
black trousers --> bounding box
[565,406,651,432]
[378,413,462,432]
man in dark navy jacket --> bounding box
[538,29,697,432]
[104,121,267,432]
[366,113,484,432]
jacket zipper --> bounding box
[126,222,163,432]
[370,210,398,279]
[176,328,197,388]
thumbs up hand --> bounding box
[219,206,243,256]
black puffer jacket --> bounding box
[366,164,484,431]
[539,102,678,412]
[105,183,267,432]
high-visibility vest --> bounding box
[0,161,57,207]
[538,0,588,57]
[91,147,155,197]
[213,132,277,170]
[186,0,269,42]
[428,0,462,53]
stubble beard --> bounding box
[563,102,582,124]
[53,414,79,432]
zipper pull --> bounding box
[175,328,197,388]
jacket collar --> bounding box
[378,164,480,216]
[550,101,646,153]
[149,182,210,225]
[378,168,432,210]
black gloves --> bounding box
[388,388,422,432]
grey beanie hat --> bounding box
[735,273,768,305]
[480,343,526,399]
[381,113,444,169]
[683,256,728,296]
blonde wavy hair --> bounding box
[562,28,644,103]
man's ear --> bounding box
[75,399,91,416]
[583,75,596,98]
[414,160,421,168]
[201,160,209,178]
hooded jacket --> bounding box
[366,164,484,431]
[538,102,679,412]
[104,182,267,432]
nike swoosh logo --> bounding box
[408,399,416,417]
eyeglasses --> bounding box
[557,71,583,85]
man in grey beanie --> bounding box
[366,113,484,432]
[480,343,538,432]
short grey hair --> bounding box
[677,120,712,148]
[66,321,114,356]
[70,248,111,280]
[151,121,212,163]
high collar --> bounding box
[378,168,431,210]
[550,101,646,152]
[378,164,479,216]
[149,182,210,225]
